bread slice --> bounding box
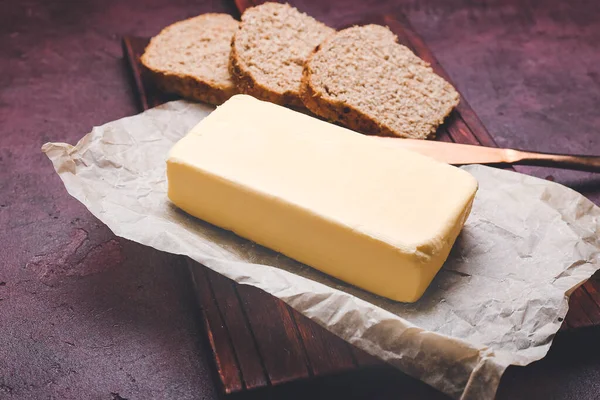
[230,3,334,107]
[300,25,459,139]
[141,14,239,105]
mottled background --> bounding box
[1,0,599,399]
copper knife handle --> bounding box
[506,149,600,172]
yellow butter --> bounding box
[167,95,477,302]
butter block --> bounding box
[167,95,478,302]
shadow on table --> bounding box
[224,365,450,400]
[218,326,600,400]
[498,326,600,400]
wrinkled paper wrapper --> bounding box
[42,101,600,400]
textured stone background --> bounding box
[1,0,598,399]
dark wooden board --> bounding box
[122,9,600,394]
[204,269,268,390]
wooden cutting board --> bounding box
[121,11,600,396]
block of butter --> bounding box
[167,95,478,302]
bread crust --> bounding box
[146,68,236,105]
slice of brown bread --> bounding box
[300,25,460,139]
[141,14,239,105]
[230,3,334,107]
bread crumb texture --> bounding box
[301,25,459,138]
[142,13,239,105]
[231,2,334,106]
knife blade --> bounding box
[374,138,600,173]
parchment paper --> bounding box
[42,101,600,400]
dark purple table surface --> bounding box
[1,0,599,399]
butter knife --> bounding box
[378,138,600,172]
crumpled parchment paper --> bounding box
[42,101,600,400]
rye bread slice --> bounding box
[141,14,239,105]
[230,3,334,107]
[300,25,460,139]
